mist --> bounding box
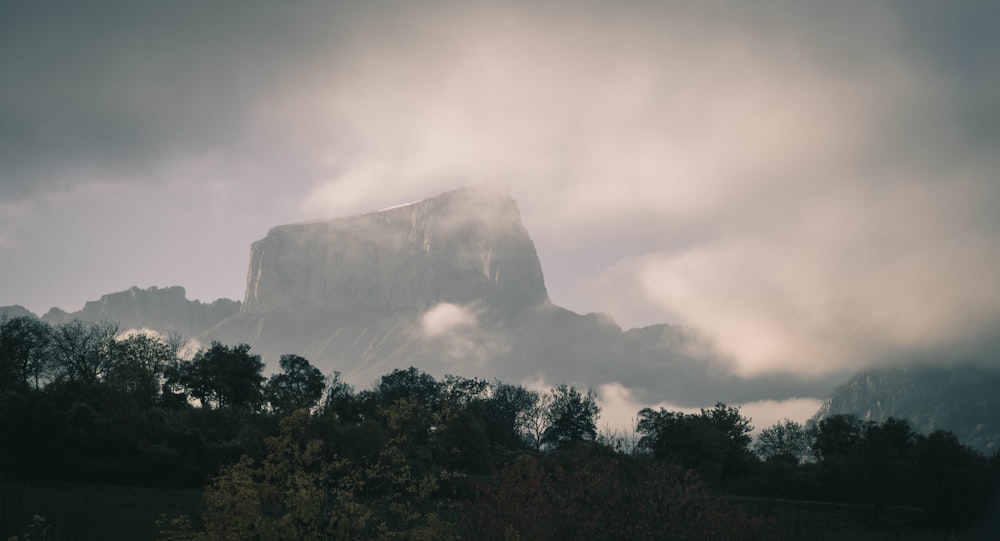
[2,1,999,380]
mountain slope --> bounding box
[811,364,1000,454]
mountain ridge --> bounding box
[810,364,1000,454]
[2,285,240,339]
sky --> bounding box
[3,0,1000,384]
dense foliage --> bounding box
[2,315,998,539]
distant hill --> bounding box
[811,364,1000,454]
[1,286,239,339]
[0,305,35,319]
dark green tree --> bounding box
[702,402,755,478]
[913,430,991,529]
[542,385,599,449]
[482,382,539,449]
[442,374,490,408]
[180,342,265,411]
[854,417,916,514]
[811,414,863,461]
[319,371,357,422]
[810,414,865,502]
[104,331,177,405]
[374,366,442,407]
[637,403,753,482]
[637,408,691,460]
[265,354,326,415]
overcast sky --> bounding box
[2,1,999,379]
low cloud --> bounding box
[421,302,478,337]
[595,382,699,437]
[595,382,824,438]
[419,302,512,371]
[737,398,826,436]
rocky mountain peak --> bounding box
[242,184,549,316]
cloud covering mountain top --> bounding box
[2,1,999,379]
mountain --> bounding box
[3,286,240,339]
[811,364,1000,454]
[242,184,548,317]
[0,305,35,319]
[4,185,834,406]
[206,184,830,405]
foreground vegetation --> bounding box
[1,316,998,539]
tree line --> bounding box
[2,315,997,539]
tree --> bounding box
[811,414,863,461]
[442,374,489,408]
[913,430,991,529]
[542,385,600,449]
[810,414,865,502]
[319,371,357,422]
[637,408,692,461]
[637,403,753,482]
[48,319,119,383]
[853,417,916,513]
[180,342,265,411]
[482,382,539,449]
[374,367,442,407]
[754,420,811,464]
[0,315,52,390]
[186,410,460,539]
[104,330,177,405]
[265,354,326,415]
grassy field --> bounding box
[1,482,203,541]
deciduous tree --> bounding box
[265,354,325,415]
[180,342,265,411]
[754,419,812,464]
[0,315,52,390]
[542,385,599,449]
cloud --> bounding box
[419,302,511,370]
[595,382,824,438]
[595,382,699,436]
[116,327,166,341]
[421,302,478,337]
[624,180,1000,376]
[738,398,826,436]
[284,2,1000,379]
[2,1,998,382]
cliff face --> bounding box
[242,185,548,317]
[208,185,834,406]
[40,286,240,338]
[811,365,1000,454]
